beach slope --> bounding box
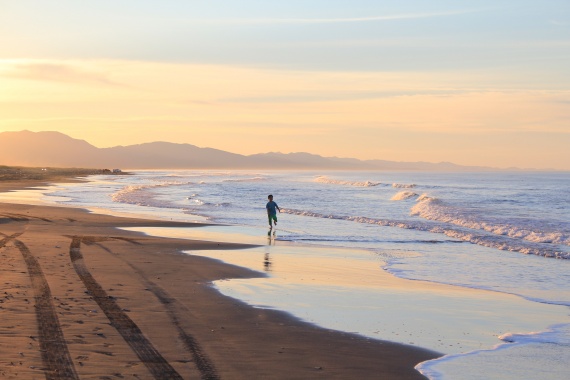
[0,199,439,379]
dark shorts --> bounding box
[268,214,277,225]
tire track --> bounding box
[92,240,219,380]
[0,213,52,222]
[0,232,79,380]
[69,236,184,380]
[143,277,220,380]
[0,232,23,247]
[0,214,29,222]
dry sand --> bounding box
[0,179,440,379]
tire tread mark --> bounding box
[0,214,29,222]
[95,242,220,380]
[150,283,220,380]
[0,232,23,247]
[11,237,79,380]
[1,213,52,222]
[69,237,183,380]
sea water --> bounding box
[7,170,569,379]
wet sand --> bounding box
[0,179,440,379]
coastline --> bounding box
[0,177,440,379]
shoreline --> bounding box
[0,177,440,379]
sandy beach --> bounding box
[0,177,440,379]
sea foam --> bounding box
[223,177,267,183]
[417,324,570,380]
[315,176,380,187]
[282,208,570,259]
[393,183,416,188]
[111,181,191,209]
[391,191,418,201]
[411,194,570,247]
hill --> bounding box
[0,130,499,171]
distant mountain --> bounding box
[0,130,100,167]
[247,152,374,169]
[0,130,501,171]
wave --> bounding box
[393,183,416,188]
[150,176,189,181]
[416,193,436,202]
[391,191,418,201]
[411,195,570,247]
[315,176,380,187]
[279,235,457,245]
[223,177,267,183]
[416,324,570,380]
[500,324,570,345]
[111,181,191,208]
[281,208,570,259]
[187,199,231,208]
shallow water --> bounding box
[123,225,568,356]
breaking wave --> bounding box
[411,195,570,247]
[416,193,437,202]
[223,177,267,183]
[315,176,381,187]
[393,183,416,188]
[281,208,570,259]
[391,191,418,201]
[111,182,191,208]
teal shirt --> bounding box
[266,201,279,215]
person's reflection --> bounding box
[264,241,273,272]
[263,252,272,272]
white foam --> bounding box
[111,181,191,208]
[500,324,570,345]
[315,176,380,187]
[417,324,570,380]
[393,183,416,188]
[411,195,570,247]
[391,191,418,201]
[223,177,266,182]
[416,193,437,202]
[282,208,570,259]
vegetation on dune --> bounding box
[0,166,124,181]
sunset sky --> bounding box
[1,1,569,169]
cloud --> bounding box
[2,63,123,86]
[219,90,470,104]
[198,9,487,25]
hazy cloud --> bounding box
[197,9,487,25]
[2,63,123,86]
[219,90,469,104]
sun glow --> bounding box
[1,58,569,169]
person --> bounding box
[266,194,281,229]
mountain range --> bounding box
[0,130,501,171]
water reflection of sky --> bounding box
[126,225,569,357]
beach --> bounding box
[3,2,568,378]
[0,177,439,379]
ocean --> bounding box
[12,170,569,379]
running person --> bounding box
[266,194,281,229]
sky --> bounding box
[0,1,569,169]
